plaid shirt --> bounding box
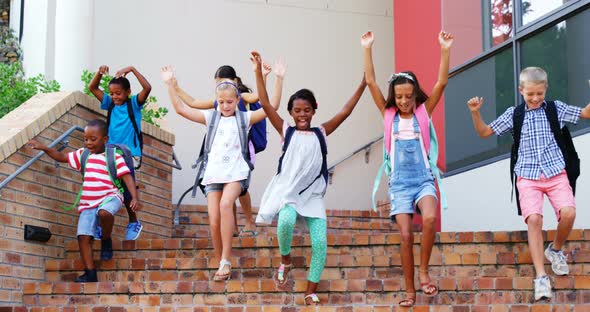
[489,100,581,180]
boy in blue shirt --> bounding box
[468,67,590,301]
[89,65,152,240]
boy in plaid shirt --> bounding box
[467,67,590,301]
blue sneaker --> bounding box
[93,225,102,240]
[125,222,143,240]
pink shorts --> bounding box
[516,170,575,223]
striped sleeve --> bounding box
[114,154,131,178]
[68,148,84,171]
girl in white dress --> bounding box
[161,65,267,281]
[250,51,367,305]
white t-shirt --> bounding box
[201,110,252,185]
[390,116,430,170]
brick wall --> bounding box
[0,91,176,305]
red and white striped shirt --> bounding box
[68,148,131,212]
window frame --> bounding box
[443,0,590,178]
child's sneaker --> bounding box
[74,269,98,283]
[93,225,102,240]
[125,221,143,240]
[100,238,113,261]
[544,242,569,275]
[533,275,552,301]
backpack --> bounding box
[215,98,267,153]
[277,126,328,195]
[63,144,135,211]
[107,95,143,169]
[191,110,253,197]
[372,105,447,211]
[510,101,580,215]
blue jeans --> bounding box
[77,196,122,237]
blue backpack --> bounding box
[214,98,267,153]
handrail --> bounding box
[327,135,383,182]
[0,126,182,192]
[0,126,84,190]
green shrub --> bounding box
[81,70,168,127]
[0,61,61,118]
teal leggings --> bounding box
[277,205,327,283]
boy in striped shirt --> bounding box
[29,119,141,282]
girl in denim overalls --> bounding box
[361,30,454,307]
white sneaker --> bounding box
[534,275,552,301]
[544,242,569,275]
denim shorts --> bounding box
[204,180,247,197]
[389,170,437,221]
[77,196,122,237]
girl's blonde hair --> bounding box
[519,67,548,87]
[215,81,240,97]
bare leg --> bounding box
[78,235,94,269]
[207,191,223,260]
[238,191,256,234]
[395,213,416,297]
[98,210,114,239]
[217,182,242,277]
[553,207,575,250]
[526,214,547,277]
[417,195,438,295]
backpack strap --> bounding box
[544,101,565,153]
[511,103,526,215]
[62,149,91,211]
[277,126,297,175]
[427,120,447,209]
[192,111,221,197]
[105,146,124,194]
[298,127,328,195]
[235,111,254,170]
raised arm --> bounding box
[361,31,386,115]
[28,139,69,163]
[161,66,206,125]
[116,66,152,104]
[174,84,215,109]
[580,102,590,119]
[250,51,283,134]
[270,58,287,110]
[88,65,108,102]
[321,76,367,136]
[424,31,454,116]
[467,97,494,137]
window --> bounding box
[520,0,574,26]
[445,48,514,172]
[520,8,590,132]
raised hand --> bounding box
[361,31,375,48]
[262,62,272,77]
[98,65,109,75]
[160,65,175,84]
[273,58,287,79]
[467,97,484,112]
[250,51,262,73]
[27,139,46,151]
[115,66,134,78]
[439,31,454,50]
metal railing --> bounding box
[327,135,383,184]
[0,126,182,192]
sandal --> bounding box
[419,268,439,296]
[239,229,258,237]
[213,259,232,281]
[398,292,416,307]
[304,293,320,305]
[276,263,293,285]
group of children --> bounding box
[27,29,590,306]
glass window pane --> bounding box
[521,0,574,26]
[521,7,590,133]
[491,0,514,46]
[445,48,515,172]
[442,0,485,67]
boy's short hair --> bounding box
[87,119,108,136]
[519,67,548,87]
[109,77,131,91]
